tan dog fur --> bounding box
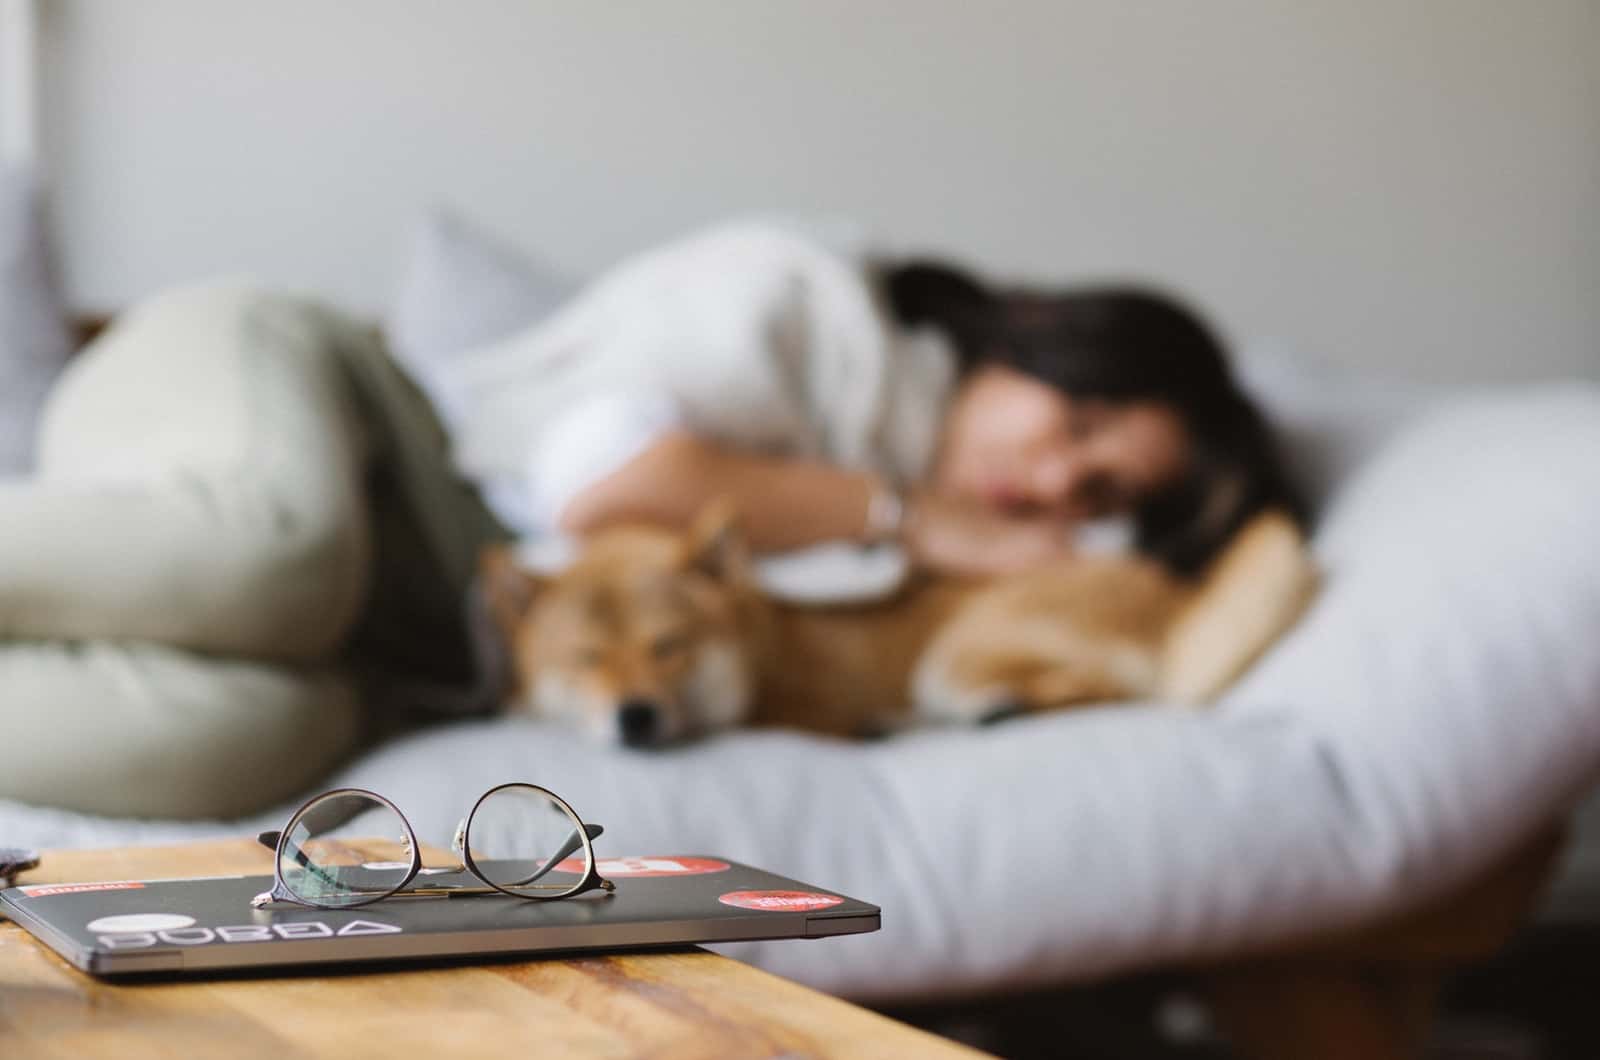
[481,506,1317,746]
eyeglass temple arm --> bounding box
[488,822,606,889]
[533,822,604,871]
[253,829,407,906]
[254,829,340,883]
[256,831,354,892]
[549,822,604,865]
[257,830,321,877]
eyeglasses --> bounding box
[250,784,614,909]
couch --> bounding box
[2,270,1598,1054]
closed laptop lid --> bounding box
[0,854,878,977]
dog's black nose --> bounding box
[617,700,662,747]
[979,702,1029,726]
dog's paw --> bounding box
[909,659,1019,727]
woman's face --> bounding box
[934,363,1189,520]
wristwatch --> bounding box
[864,480,908,543]
[0,847,40,887]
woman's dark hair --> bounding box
[882,262,1304,576]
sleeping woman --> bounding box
[0,219,1299,819]
[440,221,1302,580]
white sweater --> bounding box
[440,222,958,535]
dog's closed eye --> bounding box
[651,632,690,660]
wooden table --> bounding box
[0,839,986,1059]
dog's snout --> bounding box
[979,702,1029,727]
[618,699,662,747]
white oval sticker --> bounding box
[87,913,196,934]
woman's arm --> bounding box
[559,430,1076,572]
[558,430,875,551]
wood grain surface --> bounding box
[2,838,986,1059]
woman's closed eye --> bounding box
[1070,399,1124,444]
[1074,472,1127,517]
[1066,406,1099,443]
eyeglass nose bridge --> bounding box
[403,818,473,879]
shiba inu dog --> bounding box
[481,504,1316,747]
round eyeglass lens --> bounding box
[466,784,592,898]
[278,791,415,908]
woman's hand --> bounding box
[903,491,1075,575]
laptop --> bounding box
[0,854,879,977]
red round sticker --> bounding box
[547,856,731,878]
[718,890,845,912]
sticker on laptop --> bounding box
[718,890,845,912]
[546,856,731,878]
[86,913,195,934]
[20,881,145,898]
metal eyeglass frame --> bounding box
[250,783,615,909]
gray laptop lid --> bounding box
[0,854,878,977]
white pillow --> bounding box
[385,208,576,429]
[0,165,73,474]
[1235,342,1459,514]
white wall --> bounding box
[36,0,1600,382]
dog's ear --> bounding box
[479,543,546,636]
[682,498,750,584]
